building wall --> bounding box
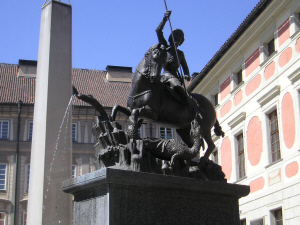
[192,0,300,224]
[0,101,179,225]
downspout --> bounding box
[14,100,22,225]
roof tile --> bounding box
[0,63,131,107]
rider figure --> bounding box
[156,11,200,115]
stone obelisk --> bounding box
[27,1,72,224]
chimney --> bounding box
[18,59,37,78]
[106,65,132,82]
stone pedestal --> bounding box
[62,168,249,225]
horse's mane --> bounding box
[135,43,166,76]
[144,43,159,59]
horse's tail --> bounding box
[214,119,225,137]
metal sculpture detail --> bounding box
[72,10,225,182]
[73,42,225,181]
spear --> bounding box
[163,0,187,92]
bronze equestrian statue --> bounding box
[111,42,224,164]
[110,11,224,164]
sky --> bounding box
[0,1,260,74]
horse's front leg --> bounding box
[129,108,139,124]
[111,104,131,121]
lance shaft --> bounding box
[163,0,187,92]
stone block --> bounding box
[62,168,250,225]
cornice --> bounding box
[228,112,246,129]
[257,85,281,106]
[190,0,292,94]
[288,67,300,84]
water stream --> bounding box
[43,95,74,222]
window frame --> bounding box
[72,165,76,178]
[270,207,283,225]
[28,121,33,141]
[211,149,219,164]
[258,86,281,166]
[0,164,7,191]
[267,38,275,56]
[210,92,219,107]
[236,133,246,179]
[228,112,246,182]
[0,120,9,139]
[291,4,300,37]
[268,109,281,163]
[240,218,246,225]
[72,123,77,142]
[232,67,244,90]
[159,127,173,140]
[0,212,6,225]
[259,25,277,64]
[25,164,30,192]
[23,211,27,225]
[137,124,144,138]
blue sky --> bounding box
[0,1,259,74]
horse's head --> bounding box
[137,43,167,82]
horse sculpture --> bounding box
[111,43,224,163]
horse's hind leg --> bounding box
[201,128,216,163]
[111,104,131,121]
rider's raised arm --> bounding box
[156,11,171,47]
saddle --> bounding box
[164,85,188,106]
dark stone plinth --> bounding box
[62,168,249,225]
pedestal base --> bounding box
[62,168,249,225]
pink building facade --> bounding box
[189,0,300,224]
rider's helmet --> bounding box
[168,29,185,46]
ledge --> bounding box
[288,67,300,84]
[231,81,244,95]
[228,112,246,129]
[260,51,277,68]
[233,176,248,184]
[257,85,280,106]
[62,167,250,199]
[265,158,283,169]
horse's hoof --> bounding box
[199,157,208,168]
[162,163,169,170]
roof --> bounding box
[0,63,131,107]
[187,0,273,92]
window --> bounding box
[138,126,143,138]
[240,219,246,225]
[212,150,218,164]
[271,208,283,225]
[212,93,219,106]
[0,120,9,139]
[261,29,276,62]
[28,122,33,140]
[267,38,275,56]
[0,212,6,225]
[0,164,7,190]
[23,212,27,225]
[269,110,281,162]
[292,11,300,32]
[72,123,77,142]
[159,127,173,139]
[232,68,243,89]
[72,165,76,178]
[236,69,243,85]
[26,165,30,192]
[237,133,246,179]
